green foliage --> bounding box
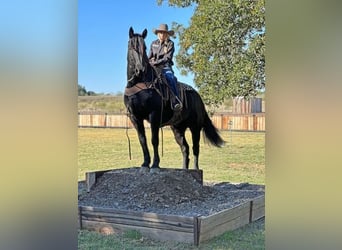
[78,84,98,96]
[78,84,88,96]
[157,0,198,7]
[158,0,265,107]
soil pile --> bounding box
[78,168,264,217]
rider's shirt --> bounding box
[148,39,174,68]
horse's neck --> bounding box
[126,74,137,88]
[126,63,158,88]
[126,61,137,87]
[144,65,155,83]
[126,69,144,88]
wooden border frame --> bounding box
[78,169,264,245]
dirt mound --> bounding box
[78,168,264,217]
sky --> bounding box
[79,0,196,94]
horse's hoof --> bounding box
[140,166,150,173]
[150,167,160,174]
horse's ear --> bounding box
[142,29,147,39]
[129,27,134,38]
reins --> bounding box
[125,108,132,160]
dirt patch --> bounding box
[78,168,264,217]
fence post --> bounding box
[228,120,233,147]
[253,114,257,131]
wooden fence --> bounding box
[232,97,263,114]
[78,112,265,131]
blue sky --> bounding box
[79,0,196,94]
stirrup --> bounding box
[172,101,183,111]
[171,94,182,111]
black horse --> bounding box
[124,27,224,171]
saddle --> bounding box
[125,73,196,125]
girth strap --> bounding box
[124,83,150,96]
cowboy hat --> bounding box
[152,24,174,36]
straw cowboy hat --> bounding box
[153,24,175,36]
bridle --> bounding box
[127,36,149,83]
[127,34,167,100]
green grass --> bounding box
[78,128,265,184]
[78,95,126,113]
[78,128,265,249]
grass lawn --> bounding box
[78,128,265,249]
[78,128,265,183]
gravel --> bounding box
[78,167,264,217]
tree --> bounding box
[78,84,98,96]
[87,91,97,96]
[157,0,265,106]
[78,84,88,96]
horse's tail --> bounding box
[202,113,225,147]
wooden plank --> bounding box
[200,201,250,231]
[85,169,109,192]
[199,201,250,243]
[251,196,265,221]
[193,217,200,246]
[107,114,132,128]
[80,212,194,233]
[78,206,82,229]
[243,116,248,130]
[78,113,266,131]
[210,115,220,130]
[222,115,229,130]
[82,220,195,243]
[260,115,265,131]
[79,114,92,127]
[85,172,95,192]
[252,115,257,131]
[85,168,202,191]
[81,215,193,233]
[80,205,194,225]
[79,206,196,243]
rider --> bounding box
[148,23,182,111]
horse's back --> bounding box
[177,81,193,88]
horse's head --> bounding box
[127,27,149,85]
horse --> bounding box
[124,27,224,171]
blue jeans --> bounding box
[162,67,179,98]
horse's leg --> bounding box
[150,122,160,169]
[190,126,201,170]
[132,118,150,168]
[171,126,190,169]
